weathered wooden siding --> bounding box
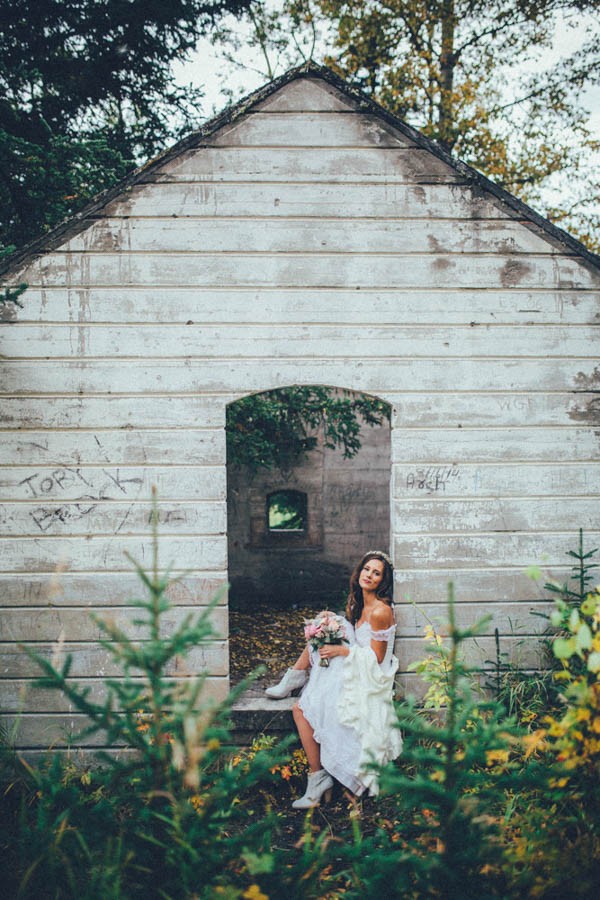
[1,74,599,744]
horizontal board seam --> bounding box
[0,534,227,541]
[0,462,224,468]
[393,530,600,537]
[0,533,226,540]
[0,678,228,684]
[392,495,598,501]
[0,605,222,611]
[392,424,600,430]
[9,318,600,326]
[0,426,224,432]
[3,425,597,433]
[392,493,600,500]
[393,529,600,537]
[0,640,226,648]
[0,499,225,505]
[1,391,597,399]
[43,250,572,259]
[0,390,589,398]
[17,284,600,294]
[9,321,600,328]
[3,354,599,361]
[83,214,541,223]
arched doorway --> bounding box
[225,386,392,685]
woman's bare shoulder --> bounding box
[370,601,395,630]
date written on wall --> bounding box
[406,466,460,493]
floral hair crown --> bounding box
[364,550,393,567]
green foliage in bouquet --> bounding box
[2,494,290,899]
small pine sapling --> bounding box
[342,585,551,899]
[14,491,289,898]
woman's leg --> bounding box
[292,646,310,670]
[292,702,321,772]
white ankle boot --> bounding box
[265,668,308,699]
[292,769,334,809]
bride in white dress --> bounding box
[267,550,402,807]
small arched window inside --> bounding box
[267,490,307,533]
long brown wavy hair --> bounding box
[345,551,394,626]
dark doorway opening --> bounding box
[226,386,392,685]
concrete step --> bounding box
[230,690,297,744]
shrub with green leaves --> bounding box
[498,581,600,898]
[546,585,600,777]
[319,587,554,899]
[487,530,599,732]
[226,386,390,473]
[5,527,600,898]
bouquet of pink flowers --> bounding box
[304,611,349,667]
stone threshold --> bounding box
[230,693,297,745]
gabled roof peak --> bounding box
[2,62,599,278]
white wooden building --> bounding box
[1,63,599,752]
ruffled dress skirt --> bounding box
[297,622,401,796]
[298,650,366,795]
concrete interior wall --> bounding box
[227,392,391,610]
[227,394,390,608]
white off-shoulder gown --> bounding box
[298,620,402,795]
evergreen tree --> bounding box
[6,492,288,898]
[0,0,253,251]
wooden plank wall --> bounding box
[1,76,599,749]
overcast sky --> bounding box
[172,6,599,220]
[174,7,599,129]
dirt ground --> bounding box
[229,604,324,687]
[228,603,402,849]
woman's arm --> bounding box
[318,643,350,661]
[369,604,395,663]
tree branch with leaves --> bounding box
[226,386,390,473]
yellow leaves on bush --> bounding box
[521,729,547,760]
[485,748,510,767]
[423,624,443,646]
[407,621,452,710]
[242,885,268,900]
[545,588,600,776]
[547,720,565,738]
[135,709,151,733]
[189,793,206,813]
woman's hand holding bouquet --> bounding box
[304,611,349,667]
